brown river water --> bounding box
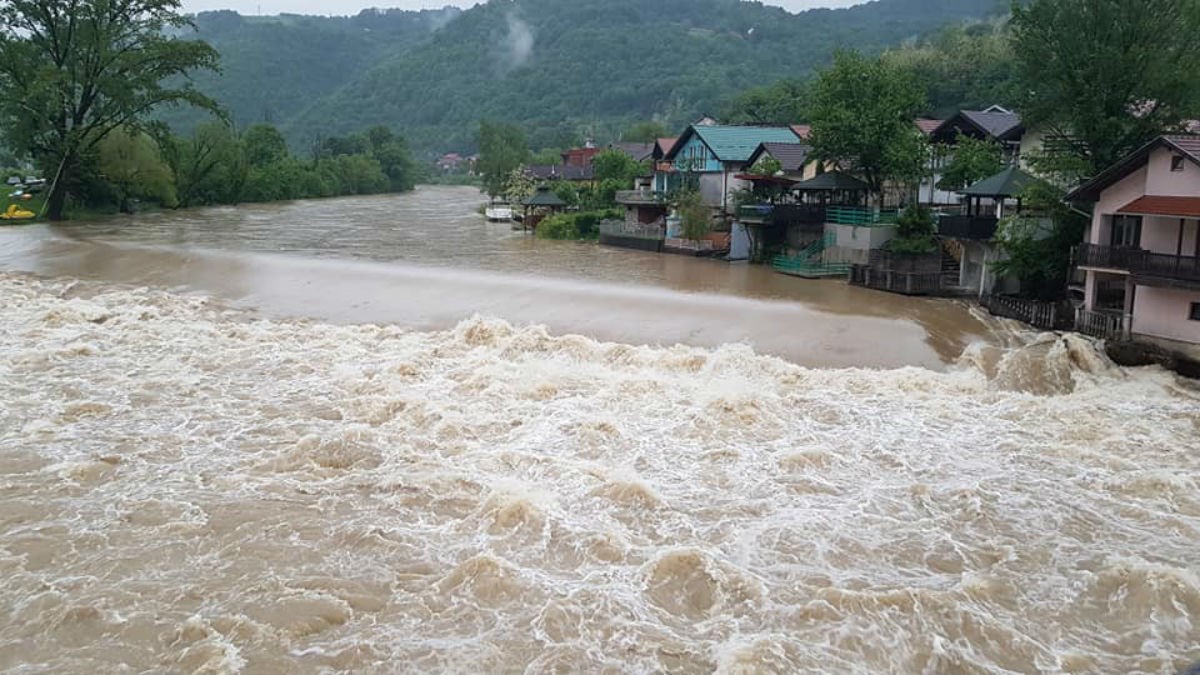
[1,186,1198,674]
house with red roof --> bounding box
[1068,135,1200,357]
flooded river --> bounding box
[1,187,1198,674]
[0,186,1001,369]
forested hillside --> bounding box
[160,7,461,134]
[170,0,1003,153]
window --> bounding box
[1191,302,1200,321]
[1171,155,1186,172]
[1111,215,1142,248]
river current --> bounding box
[1,187,1198,674]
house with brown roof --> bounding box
[1068,135,1200,358]
[923,106,1024,207]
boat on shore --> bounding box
[484,204,513,222]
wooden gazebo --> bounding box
[792,171,869,206]
[521,185,568,232]
[958,165,1040,218]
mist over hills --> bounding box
[167,0,1004,153]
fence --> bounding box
[1075,309,1130,340]
[599,219,664,240]
[980,294,1066,330]
[848,265,946,295]
[826,206,899,227]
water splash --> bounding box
[1,273,1197,674]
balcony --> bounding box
[1073,243,1140,270]
[1075,243,1200,286]
[737,204,826,231]
[1131,250,1200,286]
[615,189,667,206]
[937,214,999,240]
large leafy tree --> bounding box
[1011,0,1200,178]
[936,133,1004,192]
[0,0,219,220]
[722,78,807,126]
[477,120,529,199]
[161,121,242,207]
[806,51,927,200]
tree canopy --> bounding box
[1011,0,1200,178]
[0,0,220,219]
[478,121,530,199]
[936,133,1004,192]
[806,51,927,199]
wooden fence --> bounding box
[848,265,946,295]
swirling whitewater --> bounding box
[0,272,1198,675]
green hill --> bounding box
[171,0,1004,153]
[161,7,461,133]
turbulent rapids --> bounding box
[1,272,1199,674]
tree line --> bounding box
[0,0,419,220]
[88,122,420,214]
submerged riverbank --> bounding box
[0,186,1003,370]
[2,272,1198,674]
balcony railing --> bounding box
[737,203,826,230]
[599,219,664,240]
[1075,309,1130,341]
[1074,243,1200,284]
[826,206,899,227]
[1132,250,1200,284]
[1073,243,1141,270]
[615,189,667,205]
[937,214,999,240]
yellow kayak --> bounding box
[1,204,35,220]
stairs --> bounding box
[772,234,850,278]
[940,242,962,287]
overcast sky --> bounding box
[180,0,861,16]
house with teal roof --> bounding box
[659,124,801,213]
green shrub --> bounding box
[535,208,621,240]
[535,212,578,240]
[885,204,938,254]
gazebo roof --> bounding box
[523,186,567,207]
[959,165,1039,198]
[793,171,869,192]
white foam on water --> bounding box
[1,272,1198,674]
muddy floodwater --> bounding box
[1,187,1198,675]
[0,186,1003,370]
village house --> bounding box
[745,142,815,182]
[661,123,801,215]
[1068,135,1200,359]
[939,164,1044,297]
[924,106,1023,206]
[651,137,679,194]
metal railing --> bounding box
[1075,309,1130,340]
[826,206,899,227]
[937,214,999,240]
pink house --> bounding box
[1069,135,1200,359]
